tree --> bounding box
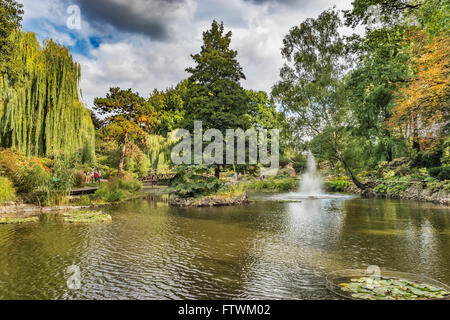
[390,29,450,151]
[0,0,24,80]
[0,32,95,159]
[346,26,411,164]
[148,86,185,137]
[184,20,250,177]
[94,88,157,176]
[343,0,423,28]
[272,9,368,191]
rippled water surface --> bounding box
[0,194,449,299]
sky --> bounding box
[19,0,359,110]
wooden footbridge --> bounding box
[138,172,175,185]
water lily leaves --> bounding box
[339,277,450,300]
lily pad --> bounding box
[337,277,450,300]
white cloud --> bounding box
[20,0,359,109]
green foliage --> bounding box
[13,159,75,206]
[62,210,111,223]
[425,176,450,193]
[245,176,297,192]
[343,0,422,28]
[272,9,368,190]
[0,31,96,159]
[95,176,142,203]
[292,153,307,173]
[325,177,351,192]
[168,165,225,198]
[0,0,23,79]
[0,149,78,206]
[0,176,15,204]
[214,184,245,198]
[94,87,157,176]
[413,151,442,168]
[375,176,411,195]
[429,167,450,181]
[374,183,387,194]
[149,87,185,136]
[184,21,250,133]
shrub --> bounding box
[374,183,387,194]
[168,165,225,198]
[292,154,307,173]
[74,170,87,188]
[429,167,450,181]
[386,176,411,195]
[245,176,297,192]
[118,178,142,192]
[0,176,16,204]
[413,151,441,168]
[279,157,291,168]
[325,177,351,192]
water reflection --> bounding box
[0,196,449,300]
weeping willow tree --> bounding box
[146,134,177,172]
[0,31,95,160]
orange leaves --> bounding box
[391,30,450,130]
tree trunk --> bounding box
[385,128,393,162]
[412,114,420,152]
[118,131,128,177]
[215,164,220,179]
[338,155,367,192]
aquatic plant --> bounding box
[62,210,112,223]
[0,216,38,224]
[339,277,450,300]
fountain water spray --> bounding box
[298,151,323,196]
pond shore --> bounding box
[0,193,153,219]
[345,182,450,205]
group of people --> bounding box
[85,169,102,184]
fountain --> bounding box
[298,151,323,197]
[267,150,354,202]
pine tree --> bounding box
[184,20,250,132]
[184,21,250,177]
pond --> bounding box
[0,194,449,299]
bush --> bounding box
[325,177,351,192]
[168,165,225,198]
[74,170,87,188]
[292,154,307,173]
[0,176,16,204]
[118,178,142,192]
[387,177,411,195]
[429,167,450,181]
[246,176,297,192]
[374,183,387,194]
[279,157,291,168]
[413,151,441,168]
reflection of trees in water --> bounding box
[339,199,450,284]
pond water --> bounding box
[0,194,449,300]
